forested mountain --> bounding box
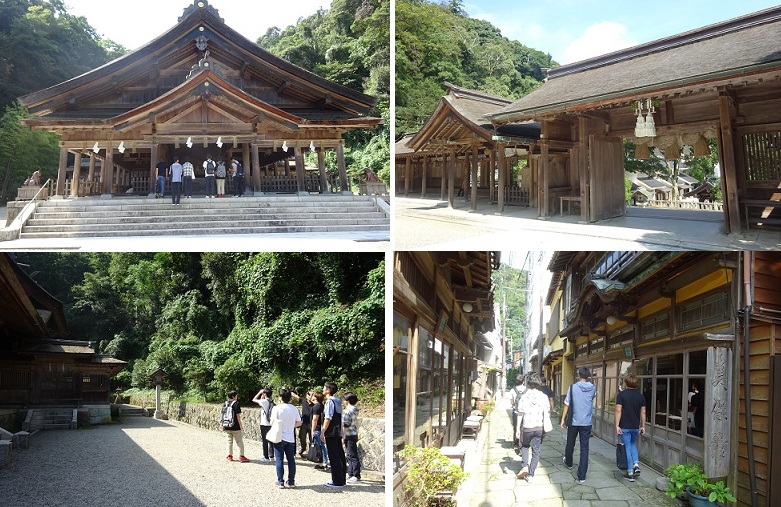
[14,253,385,402]
[257,0,391,183]
[395,0,557,133]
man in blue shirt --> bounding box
[321,381,347,488]
[560,367,597,483]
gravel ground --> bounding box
[0,417,384,507]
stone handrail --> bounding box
[0,179,52,241]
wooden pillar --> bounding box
[251,143,261,195]
[498,145,506,212]
[404,157,411,196]
[70,151,83,197]
[440,153,447,201]
[718,91,742,234]
[102,141,113,195]
[447,147,456,208]
[337,143,351,194]
[318,150,327,194]
[578,117,590,222]
[539,142,549,218]
[470,146,478,211]
[294,143,306,194]
[149,144,158,196]
[87,153,96,194]
[421,156,428,198]
[56,146,68,196]
[461,157,468,201]
[242,143,252,193]
[489,149,495,204]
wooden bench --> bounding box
[461,415,483,439]
[742,199,781,229]
[439,446,466,470]
[560,196,582,217]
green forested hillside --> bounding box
[14,253,385,403]
[257,0,391,183]
[395,0,557,133]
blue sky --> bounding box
[65,0,328,50]
[463,0,781,64]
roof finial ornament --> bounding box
[179,0,224,23]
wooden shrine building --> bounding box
[395,83,541,211]
[487,6,781,231]
[0,254,125,409]
[17,0,381,197]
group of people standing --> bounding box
[513,367,647,484]
[154,154,245,203]
[221,382,362,490]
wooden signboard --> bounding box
[704,346,731,478]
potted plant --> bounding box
[665,463,736,507]
[399,445,467,506]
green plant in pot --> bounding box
[399,445,467,507]
[665,463,736,506]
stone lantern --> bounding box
[149,368,167,419]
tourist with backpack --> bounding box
[231,157,244,197]
[221,390,250,463]
[270,388,303,489]
[321,381,347,488]
[202,155,216,198]
[215,160,227,197]
[252,387,275,463]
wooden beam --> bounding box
[56,145,68,196]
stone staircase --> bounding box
[118,405,149,417]
[25,408,76,431]
[19,195,389,239]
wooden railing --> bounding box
[644,200,723,211]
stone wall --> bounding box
[0,409,20,433]
[161,401,385,474]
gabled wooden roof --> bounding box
[18,0,378,124]
[489,6,781,123]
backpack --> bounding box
[216,163,226,178]
[234,161,243,176]
[206,160,215,175]
[220,400,236,429]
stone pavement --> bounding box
[454,391,679,507]
[0,416,383,507]
[395,196,781,250]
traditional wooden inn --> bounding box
[393,251,499,502]
[487,6,781,232]
[18,0,381,197]
[544,251,781,506]
[0,254,125,428]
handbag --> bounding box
[564,385,574,428]
[307,441,322,463]
[267,418,283,444]
[616,442,628,470]
[543,410,553,433]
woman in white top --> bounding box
[516,373,552,483]
[270,388,302,489]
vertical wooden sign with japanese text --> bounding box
[704,346,731,478]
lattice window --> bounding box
[677,291,730,332]
[640,312,670,342]
[575,342,588,358]
[590,336,605,355]
[743,131,781,181]
[608,328,634,350]
[0,370,32,389]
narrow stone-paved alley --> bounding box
[455,391,681,507]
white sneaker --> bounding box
[525,475,534,483]
[259,457,269,463]
[347,476,359,483]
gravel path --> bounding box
[0,416,384,507]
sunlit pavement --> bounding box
[454,392,679,507]
[394,196,781,251]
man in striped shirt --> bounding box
[182,157,195,198]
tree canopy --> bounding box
[14,253,385,403]
[395,0,556,134]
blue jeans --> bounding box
[274,440,296,486]
[157,175,165,196]
[564,425,592,481]
[620,428,640,472]
[313,430,328,464]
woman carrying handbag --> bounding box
[515,373,552,483]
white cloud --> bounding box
[561,21,637,64]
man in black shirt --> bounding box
[615,375,646,481]
[538,376,556,415]
[155,161,167,198]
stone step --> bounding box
[20,224,385,238]
[25,216,388,230]
[37,196,375,207]
[27,213,385,225]
[35,201,378,212]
